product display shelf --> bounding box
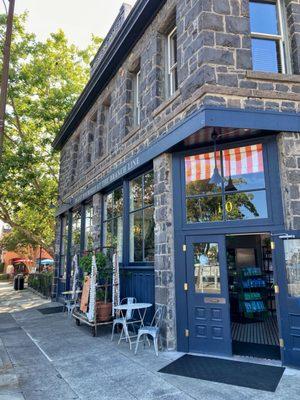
[239,266,268,320]
[262,245,276,316]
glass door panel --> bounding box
[186,235,231,356]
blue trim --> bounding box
[179,135,284,231]
[56,106,300,215]
[120,266,155,323]
[172,136,286,353]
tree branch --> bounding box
[0,202,54,257]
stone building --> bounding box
[52,1,300,368]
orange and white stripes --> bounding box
[185,144,264,184]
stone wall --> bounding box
[58,0,300,204]
[153,153,176,349]
[55,0,300,342]
[278,132,300,230]
[286,0,300,74]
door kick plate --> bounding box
[204,297,226,304]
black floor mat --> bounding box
[38,306,64,315]
[233,340,281,360]
[159,354,284,392]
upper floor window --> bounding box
[250,0,289,73]
[167,26,178,97]
[129,171,154,262]
[103,187,123,262]
[133,70,141,126]
[185,144,268,223]
[99,97,111,156]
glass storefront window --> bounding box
[194,242,221,294]
[284,239,300,297]
[103,187,123,262]
[84,203,94,251]
[130,171,154,262]
[185,144,268,223]
[185,151,221,196]
[60,215,68,279]
[71,210,81,256]
[71,209,81,277]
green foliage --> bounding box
[79,252,113,303]
[0,274,9,281]
[79,252,109,276]
[0,230,37,251]
[0,13,102,255]
[28,272,53,297]
[0,263,4,273]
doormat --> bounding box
[233,341,281,360]
[159,354,285,392]
[38,306,64,315]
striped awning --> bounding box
[185,144,264,184]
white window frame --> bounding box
[167,26,178,97]
[133,70,141,126]
[250,0,291,74]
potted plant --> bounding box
[79,252,113,322]
[95,253,113,322]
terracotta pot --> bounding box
[96,301,112,322]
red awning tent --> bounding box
[11,258,33,265]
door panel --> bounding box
[186,235,232,356]
[273,232,300,367]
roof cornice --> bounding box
[52,0,166,150]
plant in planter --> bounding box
[79,252,113,322]
[96,253,113,322]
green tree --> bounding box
[0,13,102,256]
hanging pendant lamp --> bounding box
[225,175,237,192]
[209,130,223,186]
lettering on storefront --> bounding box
[56,156,141,215]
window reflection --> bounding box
[129,171,154,262]
[103,188,123,262]
[284,239,300,297]
[185,144,268,223]
[84,204,94,251]
[194,243,221,294]
[226,192,268,221]
[185,151,221,195]
[60,216,68,279]
[223,144,265,191]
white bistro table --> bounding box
[114,302,152,349]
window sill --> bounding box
[120,264,154,270]
[152,89,181,118]
[246,70,300,83]
[123,125,140,144]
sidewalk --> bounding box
[1,281,300,400]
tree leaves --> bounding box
[0,13,102,255]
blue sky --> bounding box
[11,0,137,48]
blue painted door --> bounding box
[273,233,300,367]
[186,235,232,356]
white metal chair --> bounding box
[134,305,165,356]
[111,297,137,341]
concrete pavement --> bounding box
[1,281,300,399]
